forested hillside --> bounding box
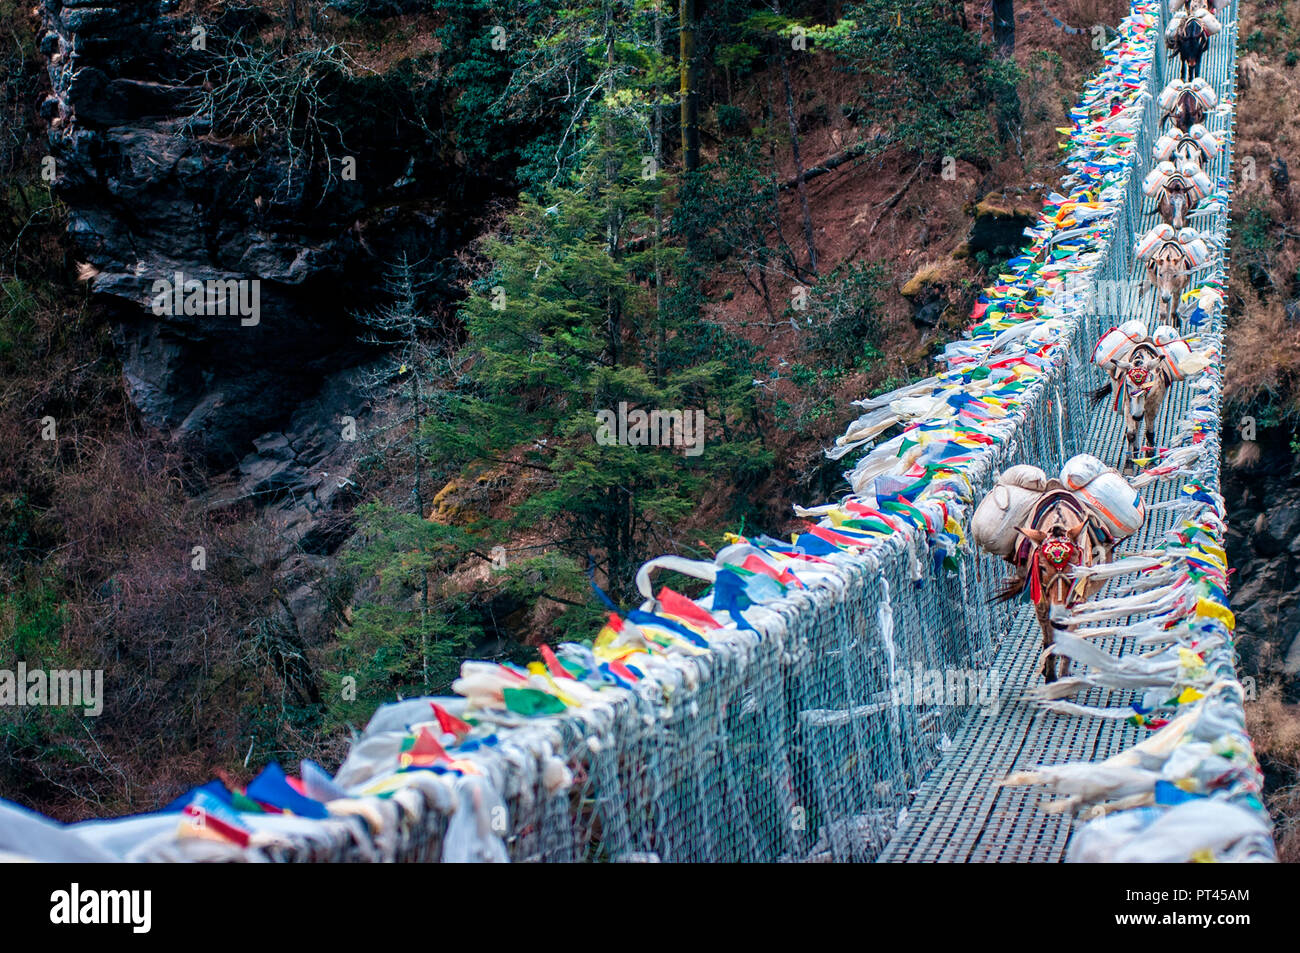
[1,0,1125,817]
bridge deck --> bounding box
[879,17,1237,863]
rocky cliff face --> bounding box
[32,0,506,652]
[1224,433,1300,700]
[35,0,495,639]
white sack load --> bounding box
[1152,325,1192,381]
[1135,223,1175,259]
[1157,79,1186,111]
[1060,453,1145,541]
[1165,12,1185,42]
[1189,77,1217,109]
[1092,318,1148,371]
[1142,161,1176,197]
[1152,134,1178,162]
[1186,123,1219,161]
[1177,227,1211,267]
[1194,11,1222,34]
[971,465,1048,559]
[1179,162,1213,201]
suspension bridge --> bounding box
[0,0,1274,863]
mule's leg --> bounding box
[1125,409,1140,472]
[1036,601,1057,682]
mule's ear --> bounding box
[1016,525,1047,544]
[1065,518,1088,539]
[1114,359,1132,371]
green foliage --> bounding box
[434,0,673,188]
[429,123,769,602]
[715,103,750,135]
[0,574,82,762]
[0,574,66,664]
[674,139,799,315]
[326,503,474,725]
[812,0,1023,163]
[431,0,571,184]
[1238,200,1275,256]
[798,261,889,369]
[715,41,764,77]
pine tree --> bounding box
[428,18,768,610]
[333,253,463,706]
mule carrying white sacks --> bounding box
[971,465,1049,559]
[1093,319,1150,371]
[1167,10,1222,41]
[1060,453,1145,541]
[1158,77,1218,112]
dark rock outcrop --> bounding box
[38,0,481,467]
[36,0,502,642]
[1224,432,1300,697]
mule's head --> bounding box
[1150,243,1191,294]
[1018,508,1090,605]
[1122,344,1169,398]
[1018,511,1087,558]
[1127,344,1162,376]
[1161,182,1192,228]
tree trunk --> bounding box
[679,0,699,171]
[992,0,1015,55]
[779,50,817,276]
[412,372,424,518]
[654,2,666,384]
[771,3,816,277]
[412,370,429,685]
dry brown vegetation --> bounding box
[1245,685,1300,861]
[1225,2,1300,414]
